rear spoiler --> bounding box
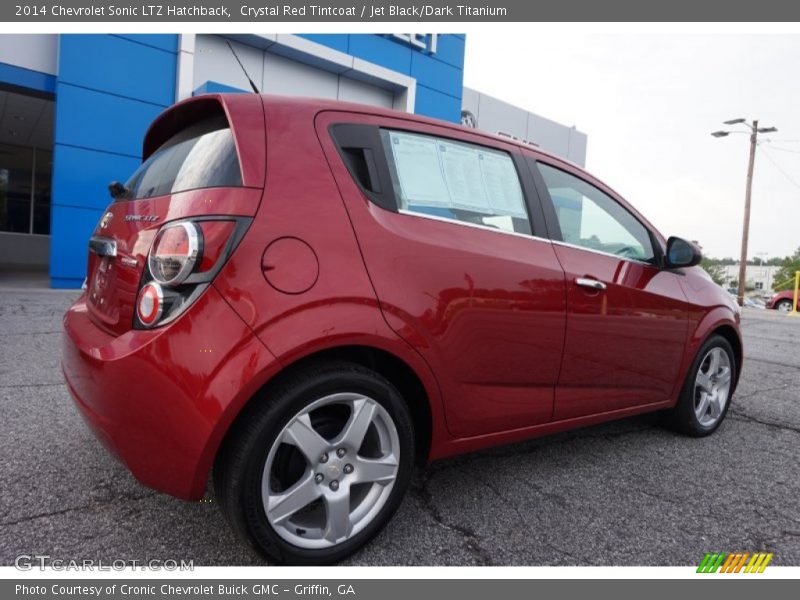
[142,94,266,189]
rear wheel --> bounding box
[775,299,794,312]
[662,334,736,437]
[214,362,414,565]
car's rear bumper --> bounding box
[62,286,278,500]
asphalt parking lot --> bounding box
[1,288,798,566]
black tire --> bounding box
[775,299,794,312]
[661,334,736,437]
[213,361,415,565]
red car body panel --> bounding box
[672,273,744,399]
[84,187,262,337]
[766,290,798,310]
[522,155,691,420]
[549,244,690,419]
[315,111,567,438]
[63,285,279,499]
[62,94,743,501]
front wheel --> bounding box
[214,362,415,565]
[775,299,794,312]
[662,334,736,437]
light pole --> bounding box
[711,118,778,307]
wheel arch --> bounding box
[669,308,743,407]
[710,323,743,390]
[213,344,434,480]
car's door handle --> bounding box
[575,277,607,291]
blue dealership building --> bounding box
[0,34,585,288]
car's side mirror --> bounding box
[665,236,702,268]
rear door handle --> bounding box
[575,277,607,291]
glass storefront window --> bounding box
[0,89,54,236]
[0,144,34,233]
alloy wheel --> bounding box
[261,393,400,549]
[693,347,733,428]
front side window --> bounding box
[123,115,242,200]
[537,163,655,262]
[381,130,531,235]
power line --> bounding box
[761,138,800,144]
[759,147,800,190]
[759,139,800,153]
[764,145,800,154]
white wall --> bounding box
[193,35,395,109]
[0,34,58,75]
[721,265,780,291]
[462,86,588,166]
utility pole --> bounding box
[737,121,757,308]
[711,118,778,307]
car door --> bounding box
[316,112,567,438]
[528,155,690,420]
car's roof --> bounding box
[255,93,583,170]
[154,93,663,243]
[250,94,666,243]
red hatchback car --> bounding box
[766,290,798,312]
[63,94,742,564]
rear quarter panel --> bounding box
[210,102,451,456]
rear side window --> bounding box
[123,115,242,200]
[381,130,531,235]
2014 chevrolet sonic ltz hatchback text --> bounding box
[62,94,742,564]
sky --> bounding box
[463,32,800,259]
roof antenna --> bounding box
[225,40,260,94]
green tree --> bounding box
[749,255,784,265]
[772,247,800,291]
[700,257,727,286]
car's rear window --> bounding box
[122,115,242,200]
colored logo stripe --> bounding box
[697,553,726,573]
[720,553,737,572]
[745,552,773,573]
[697,552,773,573]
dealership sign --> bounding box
[391,34,438,54]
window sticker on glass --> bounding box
[478,151,526,218]
[389,132,450,207]
[381,129,531,235]
[439,141,492,212]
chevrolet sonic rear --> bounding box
[63,93,742,564]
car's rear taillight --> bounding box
[148,222,201,286]
[134,216,250,329]
[137,282,164,326]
